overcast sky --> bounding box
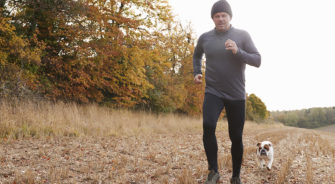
[168,0,335,111]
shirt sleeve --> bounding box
[193,35,204,76]
[236,31,261,67]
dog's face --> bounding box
[257,141,272,157]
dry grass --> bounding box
[0,99,202,140]
[1,99,335,183]
[176,169,194,184]
[306,152,313,184]
[218,153,231,171]
[276,157,292,184]
[331,173,335,182]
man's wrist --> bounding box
[233,47,239,55]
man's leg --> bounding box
[203,93,224,172]
[224,100,245,178]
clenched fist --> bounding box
[194,74,203,84]
[225,39,238,54]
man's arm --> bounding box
[193,35,204,76]
[235,31,261,67]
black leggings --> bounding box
[203,93,245,177]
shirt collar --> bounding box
[214,24,233,34]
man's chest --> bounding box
[202,36,242,57]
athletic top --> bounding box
[193,26,261,100]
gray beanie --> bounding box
[211,0,232,18]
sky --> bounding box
[168,0,335,111]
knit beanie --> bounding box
[211,0,232,18]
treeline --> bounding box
[0,0,268,119]
[271,107,335,128]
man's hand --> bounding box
[225,39,238,54]
[194,74,203,84]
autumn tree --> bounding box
[4,0,196,109]
[246,93,269,121]
[0,5,43,98]
[2,0,267,118]
[8,0,104,102]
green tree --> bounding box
[271,107,335,129]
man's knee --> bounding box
[203,122,215,131]
[203,115,218,130]
[229,131,243,144]
[203,122,216,138]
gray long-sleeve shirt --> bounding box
[193,26,261,100]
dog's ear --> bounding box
[264,144,270,151]
[257,142,261,147]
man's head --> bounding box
[211,0,232,32]
[211,0,232,19]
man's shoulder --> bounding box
[199,29,215,38]
[231,27,249,36]
[233,28,255,43]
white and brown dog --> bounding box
[256,141,274,171]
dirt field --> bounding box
[1,101,335,183]
[1,124,335,183]
[316,124,335,133]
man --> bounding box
[193,1,261,183]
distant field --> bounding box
[1,100,335,183]
[315,124,335,133]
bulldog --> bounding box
[256,141,274,171]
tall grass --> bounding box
[306,152,313,184]
[276,157,292,184]
[0,99,204,140]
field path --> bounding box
[1,124,335,183]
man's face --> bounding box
[212,12,231,32]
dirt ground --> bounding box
[1,125,335,184]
